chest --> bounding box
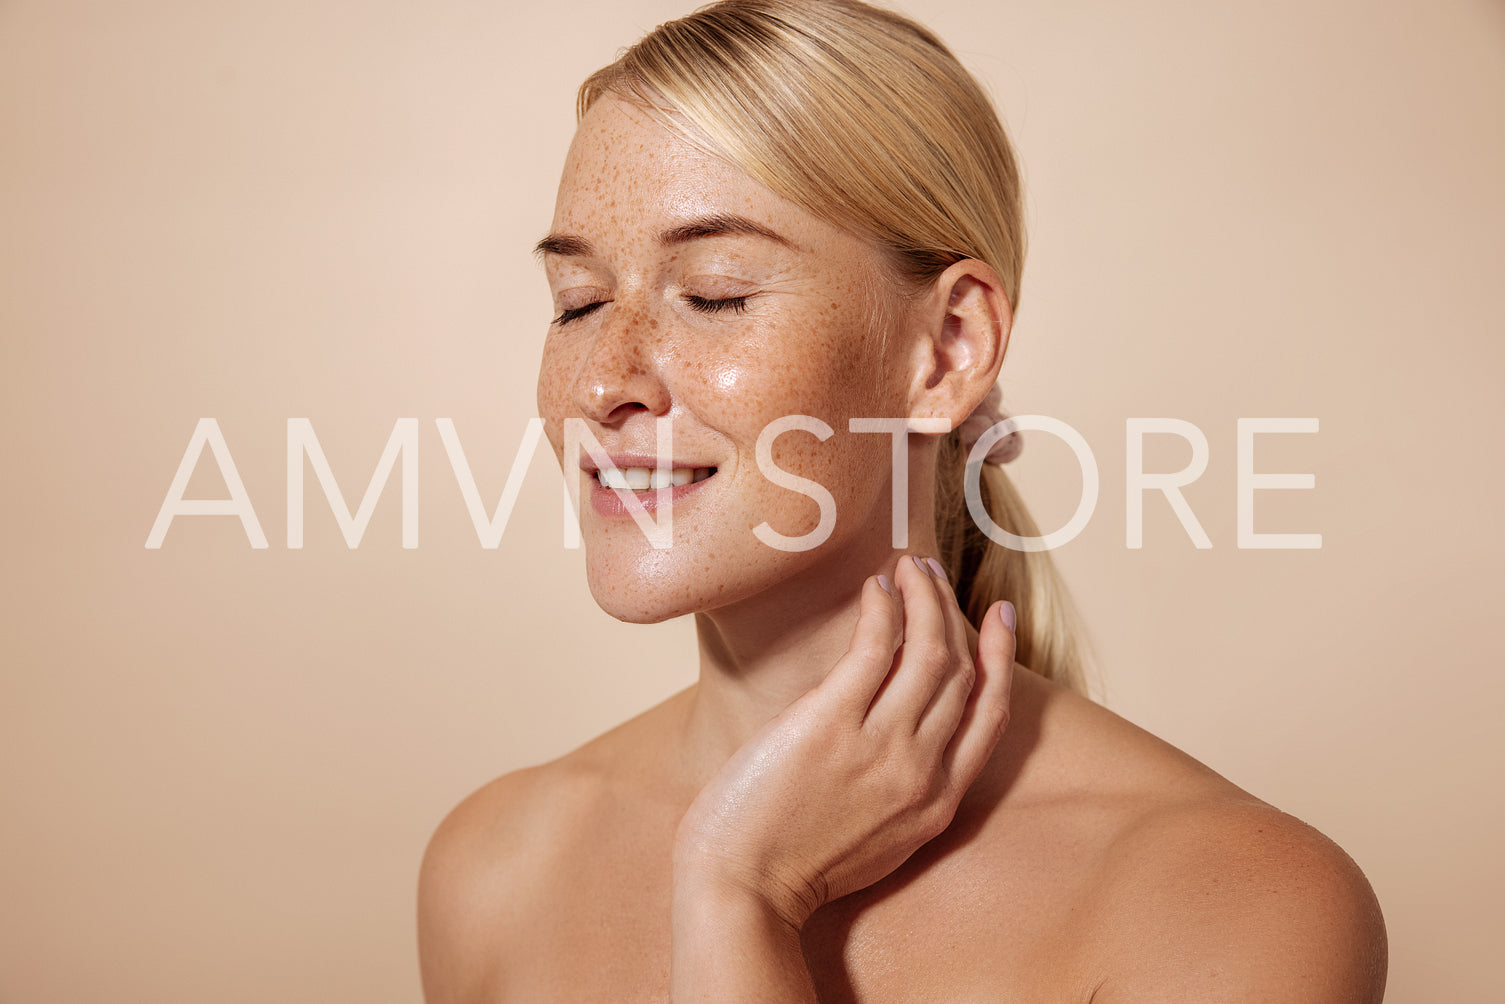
[493,813,1102,1002]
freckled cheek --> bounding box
[686,364,764,425]
[763,424,890,480]
[753,432,892,537]
[785,322,883,418]
[728,320,897,513]
[672,350,762,429]
[678,331,858,429]
[704,359,743,395]
[535,340,582,452]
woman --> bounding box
[419,1,1387,999]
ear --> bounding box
[904,258,1012,429]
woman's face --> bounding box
[536,96,917,622]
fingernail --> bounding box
[924,557,946,580]
[877,574,892,595]
[912,555,929,574]
[998,600,1017,632]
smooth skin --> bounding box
[671,558,1014,999]
[417,97,1387,1001]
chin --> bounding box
[583,551,705,624]
[582,545,786,624]
[586,577,680,624]
[593,597,684,625]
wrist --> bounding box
[669,868,819,1003]
[672,855,816,933]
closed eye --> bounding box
[685,295,750,315]
[552,301,607,326]
[553,295,750,325]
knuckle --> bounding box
[988,706,1012,743]
[955,659,977,691]
[848,640,895,668]
[887,763,935,811]
[910,642,950,678]
[920,800,958,840]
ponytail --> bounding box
[934,431,1092,694]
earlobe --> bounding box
[906,259,1012,427]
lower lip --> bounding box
[588,474,715,517]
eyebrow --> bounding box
[532,213,799,258]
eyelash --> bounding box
[685,294,750,316]
[551,295,751,326]
[552,302,605,326]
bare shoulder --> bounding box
[416,689,691,1003]
[415,757,591,1002]
[1085,796,1388,1001]
[1006,673,1387,1001]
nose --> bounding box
[571,299,673,427]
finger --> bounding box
[919,557,972,671]
[916,657,974,749]
[867,555,954,726]
[942,600,1017,790]
[826,573,904,713]
[915,559,978,742]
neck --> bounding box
[679,527,941,783]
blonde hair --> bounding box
[579,0,1092,694]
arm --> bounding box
[668,557,1018,1000]
[671,872,819,1001]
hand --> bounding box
[672,555,1017,930]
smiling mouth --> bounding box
[595,466,717,491]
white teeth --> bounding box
[596,467,715,490]
[598,468,632,490]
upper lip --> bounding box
[578,453,718,474]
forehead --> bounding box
[552,96,832,252]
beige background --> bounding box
[2,0,1502,1000]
